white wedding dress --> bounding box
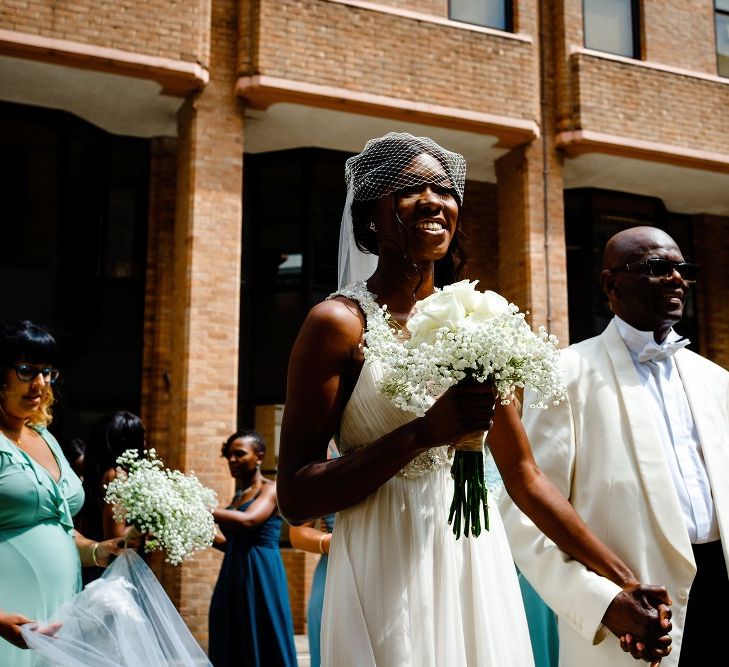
[321,284,534,667]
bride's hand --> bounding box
[421,380,497,446]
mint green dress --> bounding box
[0,427,84,666]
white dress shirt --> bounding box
[614,316,719,544]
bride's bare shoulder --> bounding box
[298,296,365,348]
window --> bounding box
[0,101,149,442]
[238,148,349,422]
[583,0,639,58]
[449,0,512,32]
[717,1,729,77]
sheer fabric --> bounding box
[22,550,211,667]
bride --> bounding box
[277,132,671,666]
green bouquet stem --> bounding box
[448,440,489,539]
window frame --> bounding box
[716,1,729,78]
[582,0,641,59]
[448,0,513,33]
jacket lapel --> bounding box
[601,321,694,570]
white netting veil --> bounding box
[337,132,467,288]
[345,132,466,204]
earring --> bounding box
[368,220,378,233]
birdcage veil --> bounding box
[337,132,467,288]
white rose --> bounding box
[470,290,510,319]
[440,280,483,312]
[408,288,468,345]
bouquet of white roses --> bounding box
[368,280,566,539]
[105,449,217,565]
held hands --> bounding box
[602,582,672,664]
[421,380,497,446]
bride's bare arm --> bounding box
[489,402,635,586]
[277,298,496,524]
[489,402,672,657]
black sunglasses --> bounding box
[610,258,699,283]
[11,364,60,384]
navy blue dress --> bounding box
[208,497,298,667]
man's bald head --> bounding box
[602,227,680,271]
[600,226,689,341]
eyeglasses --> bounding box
[610,258,699,283]
[11,364,60,384]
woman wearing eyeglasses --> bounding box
[0,320,129,666]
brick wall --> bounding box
[142,136,178,470]
[554,0,729,160]
[359,0,447,16]
[152,0,244,648]
[0,0,211,64]
[495,142,569,345]
[461,180,498,289]
[642,0,717,73]
[571,52,729,155]
[241,0,539,121]
[559,0,718,74]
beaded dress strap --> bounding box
[328,282,405,362]
[328,282,380,320]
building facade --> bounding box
[2,0,728,647]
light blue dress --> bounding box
[0,427,84,667]
[307,513,335,667]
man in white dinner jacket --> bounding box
[500,226,729,666]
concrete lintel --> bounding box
[557,129,729,175]
[0,28,208,96]
[236,74,539,148]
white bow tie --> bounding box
[637,338,690,363]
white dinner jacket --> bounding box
[499,319,729,667]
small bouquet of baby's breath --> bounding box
[367,280,566,539]
[104,449,217,565]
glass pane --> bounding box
[584,0,635,57]
[717,0,729,13]
[450,0,508,31]
[718,13,729,76]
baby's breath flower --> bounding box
[364,279,567,540]
[104,449,217,565]
[367,280,566,417]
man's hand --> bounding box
[602,583,672,663]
